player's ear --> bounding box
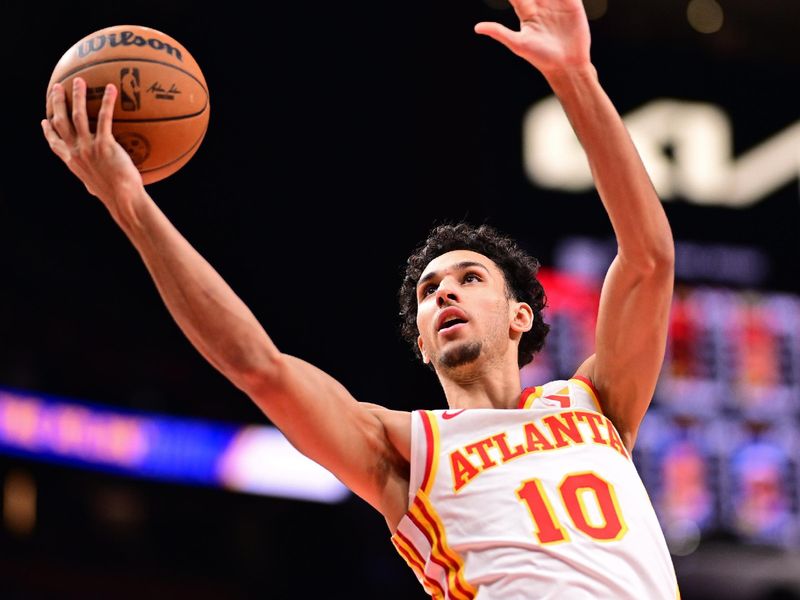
[417,335,430,364]
[510,302,533,334]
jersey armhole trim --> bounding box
[419,410,440,495]
[519,386,543,409]
[570,375,603,414]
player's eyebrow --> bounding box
[417,261,491,289]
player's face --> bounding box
[415,250,530,372]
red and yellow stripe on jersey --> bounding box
[391,411,476,600]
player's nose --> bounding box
[435,279,459,307]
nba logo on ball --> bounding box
[46,25,210,185]
[119,67,141,111]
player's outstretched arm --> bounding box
[476,0,674,451]
[41,78,409,521]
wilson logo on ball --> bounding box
[76,31,183,62]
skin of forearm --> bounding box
[546,65,674,268]
[109,188,281,391]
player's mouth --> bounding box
[436,307,469,335]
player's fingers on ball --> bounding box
[71,77,91,139]
[96,84,116,139]
[41,119,72,163]
[49,83,76,144]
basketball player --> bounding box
[42,0,679,597]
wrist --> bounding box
[107,185,151,233]
[543,63,598,97]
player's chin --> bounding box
[438,341,483,370]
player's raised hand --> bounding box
[475,0,591,76]
[42,77,144,215]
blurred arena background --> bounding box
[2,0,799,598]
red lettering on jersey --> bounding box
[542,411,584,448]
[492,432,526,462]
[450,449,481,492]
[575,411,608,445]
[465,437,498,470]
[523,422,555,452]
[450,409,629,491]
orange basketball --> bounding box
[46,25,210,185]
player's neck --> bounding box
[437,357,522,410]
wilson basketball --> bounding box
[46,25,210,185]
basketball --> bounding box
[46,25,210,185]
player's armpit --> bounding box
[361,404,412,463]
[243,353,410,516]
[573,355,595,382]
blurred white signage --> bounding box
[523,96,800,208]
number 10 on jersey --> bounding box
[516,472,628,544]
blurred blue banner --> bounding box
[0,386,349,504]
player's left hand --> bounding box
[475,0,591,76]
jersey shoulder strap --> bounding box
[519,377,603,413]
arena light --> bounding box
[3,469,36,536]
[0,387,349,504]
[687,0,724,34]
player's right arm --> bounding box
[41,78,410,523]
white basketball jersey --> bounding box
[391,377,680,599]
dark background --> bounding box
[1,0,799,598]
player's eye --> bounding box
[464,273,481,283]
[422,284,438,297]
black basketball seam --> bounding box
[86,109,208,123]
[54,57,209,113]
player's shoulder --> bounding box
[359,402,412,430]
[360,402,412,420]
[360,402,406,413]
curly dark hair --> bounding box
[398,222,549,368]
